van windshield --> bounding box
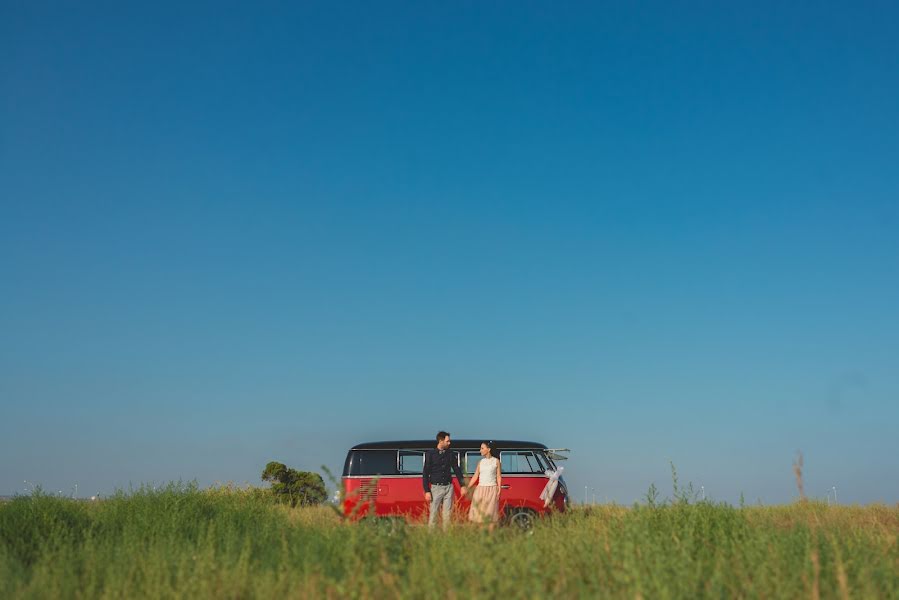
[541,452,557,470]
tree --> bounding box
[261,461,327,507]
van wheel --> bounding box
[362,517,406,535]
[506,509,537,531]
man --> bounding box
[423,431,467,529]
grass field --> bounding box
[1,484,896,599]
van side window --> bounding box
[500,451,547,474]
[465,452,483,474]
[398,451,424,474]
[348,450,398,476]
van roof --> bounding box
[350,440,548,450]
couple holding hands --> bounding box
[423,431,501,530]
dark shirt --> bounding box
[422,448,465,492]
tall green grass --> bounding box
[1,484,896,598]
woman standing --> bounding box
[467,441,502,529]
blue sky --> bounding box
[2,2,897,504]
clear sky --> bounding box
[2,2,897,504]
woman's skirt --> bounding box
[468,485,501,523]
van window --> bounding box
[346,450,398,476]
[398,451,424,474]
[501,451,548,474]
[465,452,483,474]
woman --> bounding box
[467,441,502,529]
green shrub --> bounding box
[261,462,327,507]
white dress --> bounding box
[478,457,499,486]
[469,457,500,523]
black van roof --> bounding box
[350,440,548,450]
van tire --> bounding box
[505,508,537,531]
[361,516,406,535]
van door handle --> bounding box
[501,485,511,489]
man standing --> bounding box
[423,431,467,529]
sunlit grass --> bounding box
[1,484,896,598]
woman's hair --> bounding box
[481,440,497,459]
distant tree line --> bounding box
[261,461,327,507]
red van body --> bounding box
[342,440,568,525]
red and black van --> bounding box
[342,440,569,527]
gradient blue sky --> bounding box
[2,2,898,504]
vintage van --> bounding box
[342,439,569,527]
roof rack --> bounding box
[350,440,548,451]
[545,448,571,461]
